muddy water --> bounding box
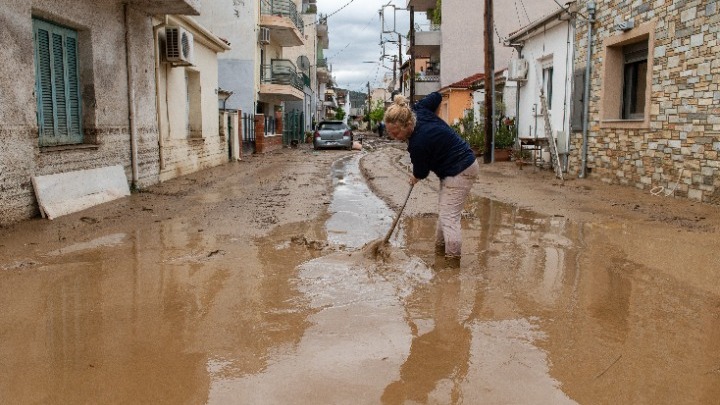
[1,155,719,404]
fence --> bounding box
[283,110,305,145]
[264,115,276,136]
[242,113,256,155]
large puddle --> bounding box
[1,154,719,404]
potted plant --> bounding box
[493,117,516,161]
[454,111,485,157]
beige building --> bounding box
[571,0,720,204]
[406,0,558,100]
[0,0,231,224]
[155,16,231,181]
[197,0,327,146]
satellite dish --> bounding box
[297,55,311,71]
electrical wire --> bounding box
[326,14,377,59]
[304,0,359,27]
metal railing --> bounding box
[283,110,305,145]
[260,0,304,35]
[417,74,440,82]
[242,113,256,154]
[260,59,303,91]
[265,115,276,136]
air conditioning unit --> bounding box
[258,27,270,45]
[508,58,528,81]
[165,26,194,66]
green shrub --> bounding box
[495,118,515,149]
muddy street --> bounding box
[1,136,719,404]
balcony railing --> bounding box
[260,59,303,91]
[261,0,304,35]
[417,74,440,82]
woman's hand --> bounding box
[409,176,419,185]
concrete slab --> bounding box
[31,165,131,220]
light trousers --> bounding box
[436,160,480,256]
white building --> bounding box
[406,0,559,101]
[505,3,578,167]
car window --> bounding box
[318,123,345,130]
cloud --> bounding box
[317,0,422,95]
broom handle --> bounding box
[382,183,414,243]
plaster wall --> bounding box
[515,18,575,145]
[196,0,258,114]
[156,19,228,182]
[440,0,557,87]
[0,0,162,224]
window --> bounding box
[599,20,655,129]
[543,66,554,110]
[622,42,647,119]
[33,18,82,146]
[185,70,202,138]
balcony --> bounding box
[260,59,304,101]
[317,14,328,48]
[317,57,331,84]
[406,0,436,12]
[415,75,440,97]
[411,24,441,58]
[127,0,200,15]
[261,0,305,47]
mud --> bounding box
[1,134,719,404]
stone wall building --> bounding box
[569,0,720,203]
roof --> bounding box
[439,72,484,92]
[505,2,578,45]
[470,69,507,89]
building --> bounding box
[405,0,559,102]
[571,0,720,203]
[0,0,234,224]
[197,0,319,151]
[504,3,578,169]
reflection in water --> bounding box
[382,270,472,404]
[2,156,720,404]
[325,154,396,249]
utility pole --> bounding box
[367,81,372,127]
[483,0,494,163]
[398,34,403,94]
[392,55,397,99]
[409,6,415,103]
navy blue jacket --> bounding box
[408,92,476,180]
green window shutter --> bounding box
[33,19,82,146]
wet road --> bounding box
[1,154,719,404]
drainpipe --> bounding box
[513,46,523,150]
[124,3,139,188]
[580,1,596,178]
[561,11,573,172]
[153,16,168,171]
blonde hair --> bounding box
[384,95,416,131]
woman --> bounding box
[384,92,479,258]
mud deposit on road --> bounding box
[1,137,719,404]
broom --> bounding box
[366,183,414,260]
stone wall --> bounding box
[570,0,720,204]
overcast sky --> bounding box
[315,0,567,96]
[316,0,426,94]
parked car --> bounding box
[313,121,353,150]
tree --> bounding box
[334,108,346,120]
[368,99,385,125]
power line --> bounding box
[517,0,531,24]
[305,0,359,27]
[326,14,377,59]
